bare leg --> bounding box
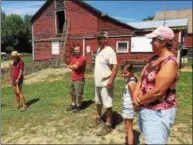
[70,82,76,106]
[125,119,134,145]
[97,104,102,117]
[13,87,20,107]
[16,85,27,108]
[106,107,113,125]
[77,95,82,107]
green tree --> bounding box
[20,15,32,52]
[1,10,6,52]
[142,16,154,21]
[1,12,33,53]
[2,14,24,52]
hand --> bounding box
[133,96,140,110]
[68,65,72,69]
[107,78,113,88]
[16,79,19,84]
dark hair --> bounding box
[121,60,134,72]
[165,40,173,49]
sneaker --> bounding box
[20,105,27,112]
[96,124,112,136]
[95,116,102,125]
[66,105,76,111]
[88,117,102,128]
[73,106,82,113]
[13,105,21,111]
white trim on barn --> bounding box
[32,25,35,61]
[116,41,129,53]
[83,38,85,56]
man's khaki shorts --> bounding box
[70,80,85,97]
[95,86,114,109]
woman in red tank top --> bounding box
[133,26,179,144]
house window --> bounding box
[52,40,59,55]
[116,41,129,53]
[56,11,65,33]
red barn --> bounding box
[128,18,188,67]
[154,9,193,56]
[31,0,156,65]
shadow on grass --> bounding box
[81,100,94,110]
[26,98,40,107]
[1,104,6,108]
[102,111,123,129]
[125,130,141,144]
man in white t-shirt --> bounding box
[94,31,118,136]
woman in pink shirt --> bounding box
[133,26,179,144]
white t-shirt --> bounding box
[94,46,117,87]
[123,77,137,108]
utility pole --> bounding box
[163,1,167,26]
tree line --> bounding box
[1,10,32,53]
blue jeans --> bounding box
[139,107,177,144]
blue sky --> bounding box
[1,1,192,22]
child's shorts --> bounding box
[122,107,135,119]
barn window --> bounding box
[52,40,59,55]
[56,11,65,33]
[116,41,129,53]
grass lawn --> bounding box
[20,54,33,63]
[1,54,33,63]
[1,71,192,144]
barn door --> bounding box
[55,0,66,34]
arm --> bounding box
[132,79,141,110]
[72,58,86,70]
[107,49,118,88]
[137,60,178,105]
[128,81,137,99]
[16,61,24,83]
[107,64,118,88]
[68,59,74,69]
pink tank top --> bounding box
[139,55,179,110]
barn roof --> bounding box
[154,9,192,33]
[127,18,188,30]
[31,0,135,30]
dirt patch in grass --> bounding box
[1,108,192,144]
[24,68,71,84]
[180,66,192,72]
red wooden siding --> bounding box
[34,41,51,60]
[33,0,56,39]
[184,34,193,48]
[85,39,98,64]
[97,17,133,34]
[65,1,98,36]
[108,37,153,64]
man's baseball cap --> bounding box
[96,31,108,38]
